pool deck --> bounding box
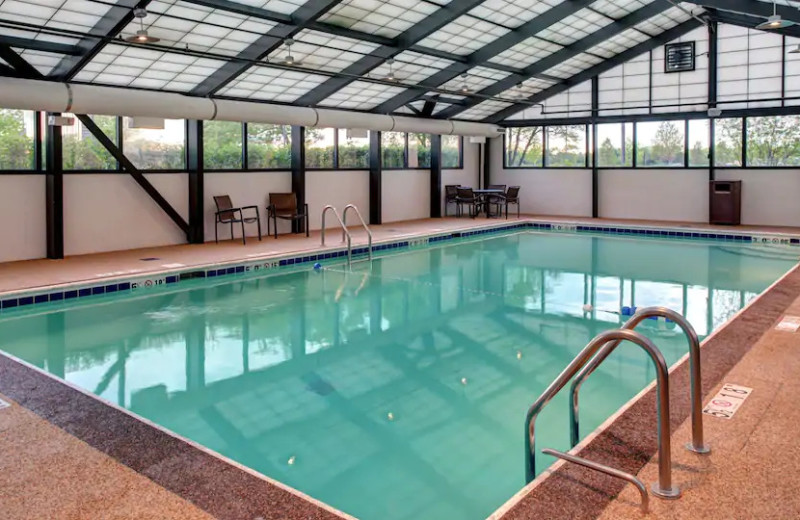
[2,215,800,520]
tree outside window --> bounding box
[409,133,430,168]
[714,118,742,167]
[62,115,117,170]
[204,120,243,170]
[597,123,633,167]
[545,125,586,167]
[505,127,543,167]
[247,124,291,169]
[636,121,684,167]
[382,132,405,168]
[746,116,800,167]
[0,109,35,170]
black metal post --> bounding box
[370,130,382,225]
[187,119,204,244]
[45,113,64,259]
[708,21,718,181]
[591,76,599,218]
[430,134,442,218]
[483,138,491,189]
[291,125,306,233]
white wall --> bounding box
[65,174,188,256]
[382,169,430,223]
[0,175,46,262]
[598,169,709,222]
[306,169,369,231]
[489,136,593,217]
[716,170,800,227]
[205,171,291,241]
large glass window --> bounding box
[305,127,334,169]
[714,118,742,167]
[382,131,406,168]
[545,125,586,167]
[337,129,369,168]
[409,133,430,168]
[247,123,291,169]
[746,116,800,167]
[122,117,185,169]
[0,109,35,170]
[597,123,633,167]
[505,127,543,167]
[636,121,685,167]
[688,119,710,167]
[204,121,242,170]
[442,135,461,169]
[61,114,117,170]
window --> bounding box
[0,109,35,170]
[636,120,684,167]
[382,131,406,168]
[505,127,543,167]
[545,125,586,167]
[122,118,185,169]
[247,123,291,169]
[442,135,461,169]
[714,118,742,167]
[688,119,710,167]
[746,116,800,167]
[337,129,369,169]
[409,133,430,168]
[597,123,633,167]
[204,121,242,170]
[305,127,334,169]
[62,114,117,170]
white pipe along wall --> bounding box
[0,77,504,138]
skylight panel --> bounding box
[318,80,407,110]
[439,66,510,94]
[544,52,605,79]
[369,51,454,84]
[417,15,510,55]
[537,9,614,46]
[0,0,114,34]
[320,0,439,39]
[13,48,65,75]
[635,7,692,35]
[217,66,329,102]
[251,0,308,15]
[467,0,563,29]
[496,78,555,101]
[457,99,513,120]
[489,37,563,68]
[590,0,655,19]
[590,28,650,58]
[266,30,378,73]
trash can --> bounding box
[709,181,741,225]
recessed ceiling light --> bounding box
[755,1,795,29]
[282,39,302,66]
[124,8,160,43]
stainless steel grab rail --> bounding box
[321,205,352,267]
[569,306,709,455]
[525,328,679,499]
[342,204,373,262]
[541,448,649,513]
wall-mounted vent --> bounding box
[664,41,695,73]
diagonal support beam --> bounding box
[0,45,40,77]
[49,0,150,81]
[695,0,800,25]
[77,114,189,234]
[373,0,600,114]
[294,0,486,107]
[484,19,703,123]
[0,35,81,55]
[436,1,675,120]
[191,0,342,97]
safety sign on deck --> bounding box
[702,383,752,420]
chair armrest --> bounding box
[241,205,260,217]
[215,208,242,221]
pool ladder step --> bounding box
[321,204,373,268]
[527,307,711,505]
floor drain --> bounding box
[139,257,160,261]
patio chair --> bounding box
[485,184,507,218]
[213,195,262,245]
[267,193,309,239]
[444,185,460,216]
[456,187,482,218]
[504,186,521,219]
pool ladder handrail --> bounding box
[342,204,373,262]
[525,328,681,499]
[541,448,649,514]
[570,306,710,455]
[321,205,352,267]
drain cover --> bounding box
[139,257,160,261]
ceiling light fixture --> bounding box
[282,39,301,66]
[459,73,470,93]
[755,1,795,29]
[125,8,160,43]
[384,58,397,81]
[790,44,800,54]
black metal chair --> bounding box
[485,184,507,218]
[267,193,309,238]
[504,186,521,219]
[456,187,482,218]
[213,195,261,245]
[444,184,460,216]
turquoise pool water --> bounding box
[0,231,796,520]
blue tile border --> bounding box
[1,219,798,314]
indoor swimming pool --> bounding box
[0,230,796,520]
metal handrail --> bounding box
[541,448,648,513]
[321,205,352,267]
[525,328,679,499]
[342,204,373,262]
[569,306,709,455]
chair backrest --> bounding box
[445,185,460,199]
[506,186,520,200]
[457,187,475,201]
[270,193,298,214]
[488,184,507,192]
[213,195,237,222]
